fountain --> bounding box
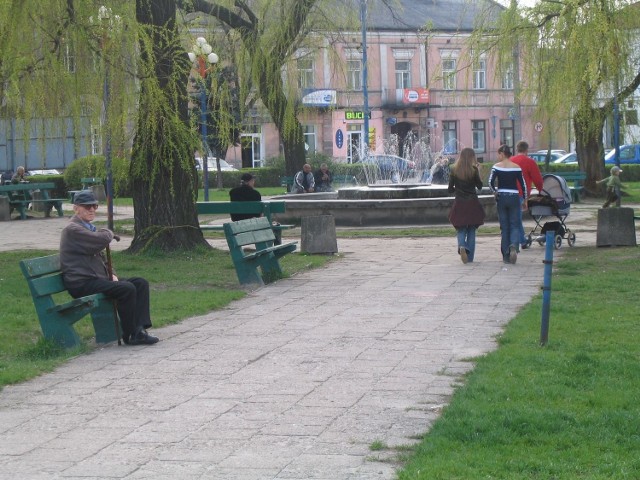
[272,134,497,226]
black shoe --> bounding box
[122,333,131,345]
[129,331,159,345]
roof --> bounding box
[365,0,505,32]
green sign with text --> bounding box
[345,111,371,120]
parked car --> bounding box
[553,153,578,165]
[25,169,61,176]
[195,157,238,171]
[529,152,564,163]
[535,149,567,155]
[604,144,640,165]
[359,154,416,183]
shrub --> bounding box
[64,156,131,197]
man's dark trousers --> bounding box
[68,277,151,337]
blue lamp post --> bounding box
[94,5,121,232]
[188,38,218,201]
[360,0,369,159]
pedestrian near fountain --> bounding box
[293,164,315,193]
[314,163,334,192]
[596,165,623,208]
[489,144,527,264]
[448,148,485,264]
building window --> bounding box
[303,125,316,155]
[473,59,486,90]
[297,57,314,90]
[395,60,411,89]
[502,65,514,90]
[442,59,456,90]
[442,121,458,154]
[64,41,76,73]
[90,125,101,155]
[472,121,486,153]
[347,59,362,91]
[500,119,514,152]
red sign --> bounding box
[403,88,430,104]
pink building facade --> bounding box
[226,0,559,168]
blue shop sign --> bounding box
[335,129,344,149]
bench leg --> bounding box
[235,262,265,285]
[259,255,284,284]
[90,302,121,344]
[39,317,82,349]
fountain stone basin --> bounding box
[271,185,497,227]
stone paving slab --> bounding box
[0,201,605,479]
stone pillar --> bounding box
[301,215,338,254]
[0,195,10,221]
[91,184,107,202]
[596,207,637,247]
[31,190,45,212]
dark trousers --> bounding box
[68,277,151,337]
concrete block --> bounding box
[31,190,45,212]
[0,195,10,221]
[91,184,107,202]
[301,215,338,254]
[596,207,637,247]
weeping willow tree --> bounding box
[471,0,640,193]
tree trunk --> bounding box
[574,105,607,196]
[129,0,209,253]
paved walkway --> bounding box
[0,202,602,479]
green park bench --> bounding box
[20,254,120,348]
[197,200,294,244]
[552,171,586,203]
[280,176,294,193]
[69,177,103,202]
[223,217,298,285]
[0,182,65,219]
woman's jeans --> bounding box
[497,193,521,259]
[456,226,477,262]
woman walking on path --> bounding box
[448,148,485,264]
[489,144,527,264]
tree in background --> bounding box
[472,0,640,193]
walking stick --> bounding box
[105,242,122,346]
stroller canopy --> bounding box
[541,174,572,210]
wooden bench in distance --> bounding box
[553,171,586,202]
[197,200,294,243]
[224,217,297,285]
[20,254,120,348]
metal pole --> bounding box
[200,81,209,201]
[540,230,554,346]
[104,54,114,231]
[360,0,369,159]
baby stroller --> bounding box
[523,174,576,249]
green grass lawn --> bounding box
[0,247,330,388]
[395,245,640,479]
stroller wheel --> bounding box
[537,237,545,246]
[554,234,563,249]
[567,232,576,247]
[525,235,533,248]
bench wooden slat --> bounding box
[20,254,120,348]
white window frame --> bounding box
[473,58,486,90]
[303,125,316,155]
[297,57,314,90]
[347,59,362,91]
[442,59,456,91]
[472,120,486,153]
[395,60,411,89]
[442,121,458,154]
[502,64,514,90]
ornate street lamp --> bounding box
[188,38,219,201]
